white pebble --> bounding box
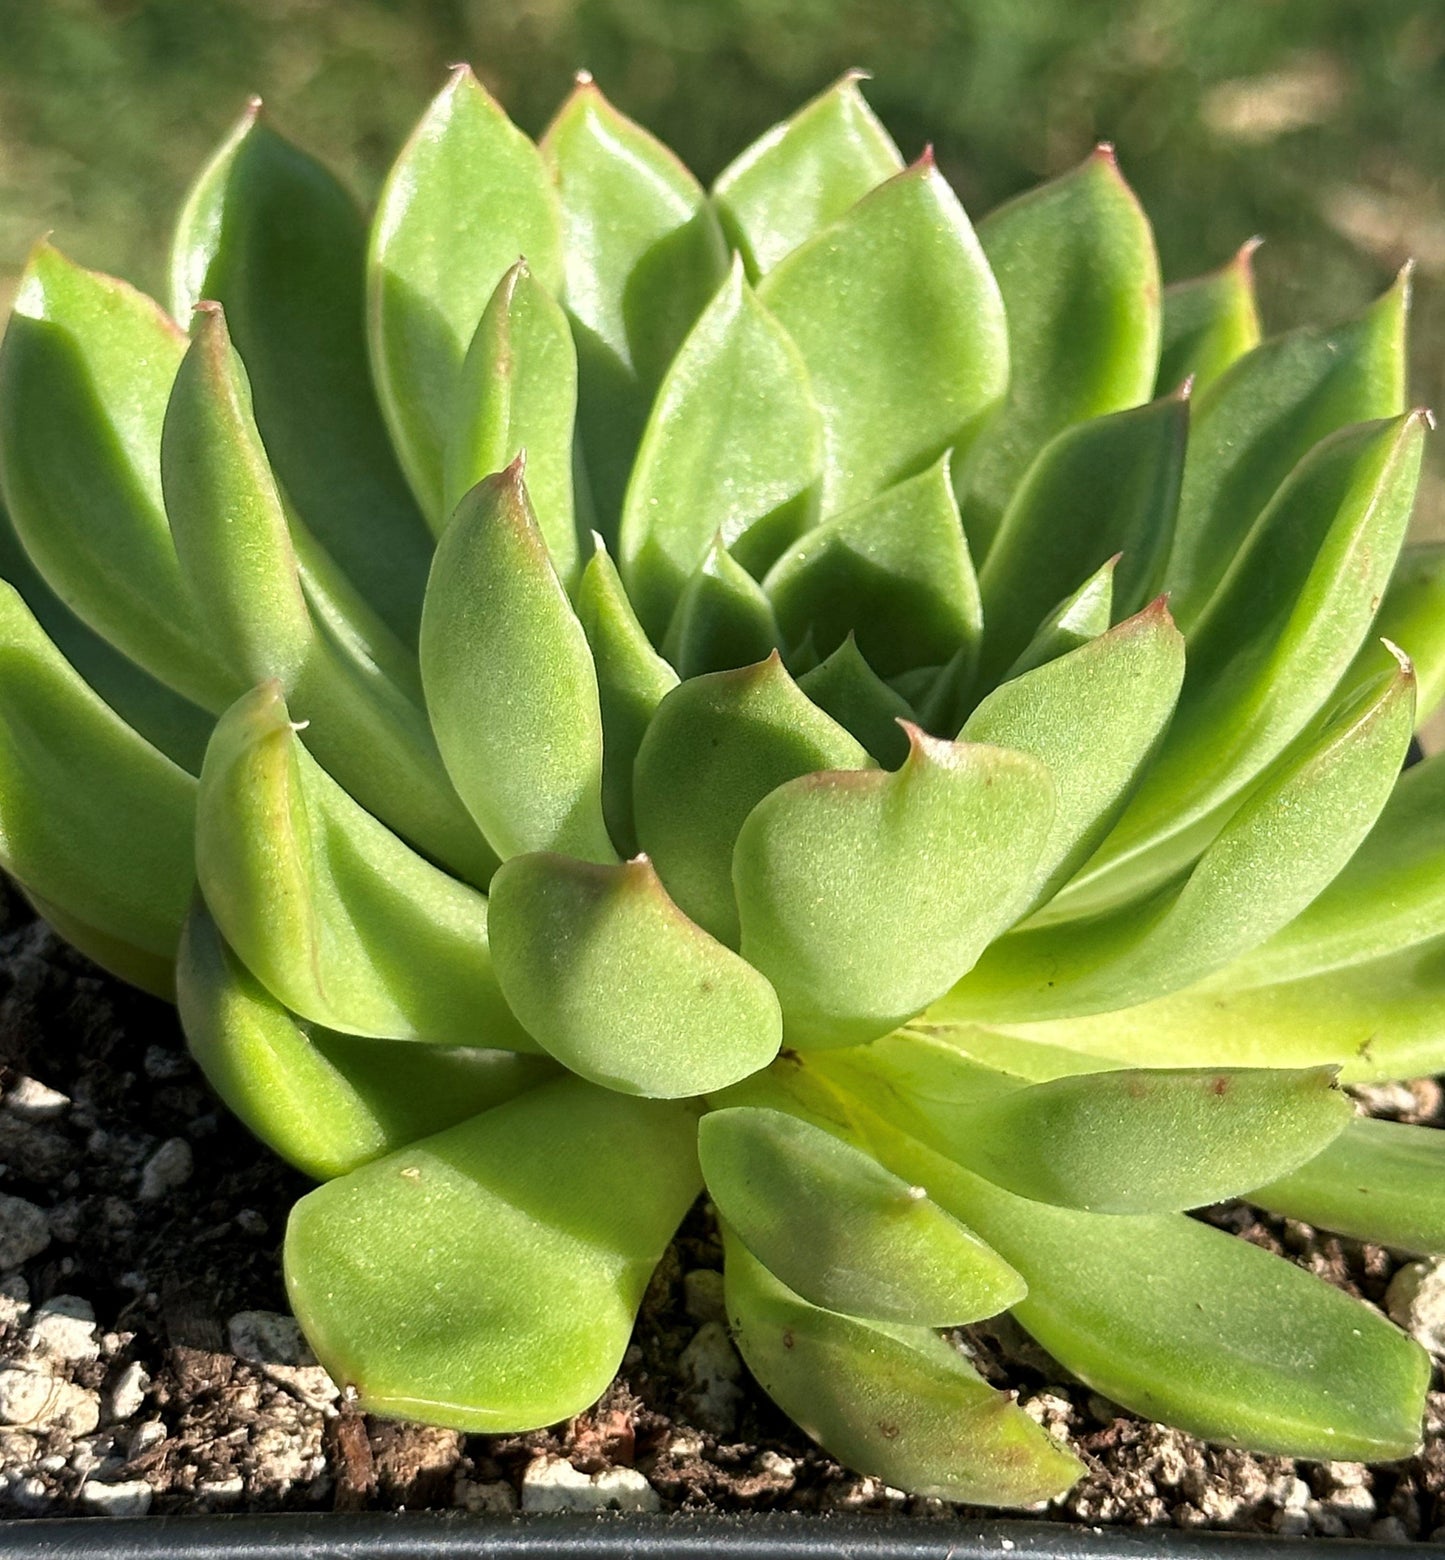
[520,1456,659,1513]
[227,1310,313,1367]
[106,1362,150,1422]
[138,1138,193,1201]
[80,1478,153,1516]
[4,1077,69,1121]
[455,1476,518,1513]
[679,1320,743,1434]
[0,1367,55,1427]
[0,1195,50,1269]
[27,1295,100,1364]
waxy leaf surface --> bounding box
[1156,240,1262,396]
[1344,545,1445,723]
[999,556,1116,681]
[797,636,914,768]
[662,540,781,680]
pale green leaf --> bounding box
[1156,238,1262,397]
[797,635,914,767]
[1000,555,1116,682]
[661,540,781,679]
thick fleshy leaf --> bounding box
[633,654,868,946]
[542,77,728,532]
[759,158,1007,517]
[0,579,196,959]
[488,853,781,1097]
[945,661,1415,1021]
[1156,239,1262,397]
[171,102,434,642]
[419,462,614,865]
[1344,545,1445,723]
[890,1134,1429,1462]
[723,1231,1082,1505]
[0,243,233,709]
[940,1065,1349,1214]
[619,261,822,639]
[177,901,556,1181]
[445,260,579,581]
[286,1078,702,1430]
[700,1107,1022,1324]
[662,540,781,680]
[22,889,175,999]
[1060,412,1426,918]
[196,681,534,1049]
[766,454,981,679]
[959,149,1162,558]
[572,538,677,856]
[797,636,914,767]
[712,72,904,278]
[1001,555,1116,682]
[368,67,562,522]
[735,728,1055,1047]
[974,391,1187,685]
[961,603,1185,908]
[1164,273,1410,629]
[1251,1118,1445,1256]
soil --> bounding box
[1,880,1443,1535]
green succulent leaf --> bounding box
[178,901,556,1181]
[286,1077,702,1430]
[797,635,915,768]
[766,453,982,680]
[572,538,678,856]
[760,157,1007,517]
[196,681,534,1049]
[1062,411,1426,918]
[946,658,1415,1021]
[633,654,867,945]
[662,540,781,680]
[420,462,615,864]
[1000,555,1117,682]
[712,72,904,278]
[444,260,579,582]
[1164,273,1410,629]
[961,602,1185,908]
[171,102,434,643]
[542,77,728,532]
[896,1137,1429,1462]
[488,852,782,1097]
[1156,239,1263,397]
[735,728,1056,1047]
[21,889,177,999]
[0,579,196,961]
[722,1229,1082,1506]
[619,260,822,639]
[700,1106,1023,1324]
[0,243,234,709]
[1251,1117,1445,1256]
[975,390,1188,684]
[1344,544,1445,724]
[368,66,562,523]
[960,148,1162,558]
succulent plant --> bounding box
[3,68,1445,1506]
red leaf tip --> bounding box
[1092,141,1118,166]
[503,449,528,481]
[574,68,595,87]
[912,143,937,171]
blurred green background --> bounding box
[2,0,1443,526]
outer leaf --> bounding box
[1061,412,1426,917]
[712,72,904,278]
[419,462,615,864]
[1156,238,1263,396]
[1251,1118,1445,1256]
[488,853,781,1097]
[765,454,981,679]
[171,102,434,642]
[195,681,535,1050]
[1001,555,1116,682]
[661,540,781,680]
[797,635,914,768]
[368,67,562,522]
[286,1078,702,1430]
[633,654,868,946]
[734,728,1055,1047]
[890,1134,1429,1462]
[759,158,1007,517]
[961,602,1185,907]
[573,538,677,856]
[0,579,195,960]
[542,77,728,532]
[700,1107,1023,1324]
[959,149,1162,558]
[0,243,233,709]
[618,262,821,639]
[723,1231,1082,1506]
[21,889,176,999]
[177,901,555,1181]
[945,661,1415,1021]
[1343,544,1445,723]
[1164,272,1410,629]
[445,260,579,581]
[975,391,1187,684]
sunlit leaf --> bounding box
[1156,238,1262,397]
[1000,555,1116,682]
[797,635,914,767]
[662,539,781,679]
